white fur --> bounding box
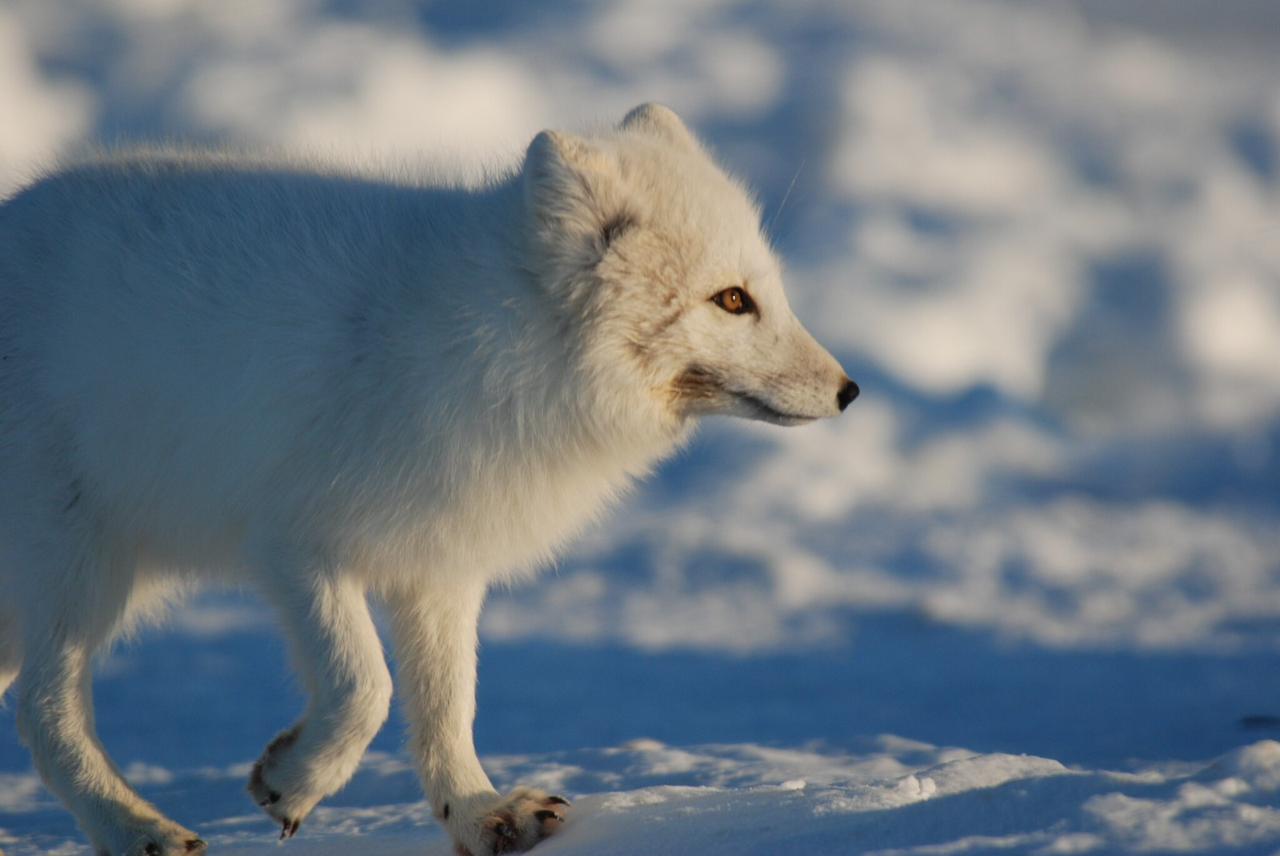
[0,104,852,855]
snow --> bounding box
[6,738,1280,855]
[2,0,1279,854]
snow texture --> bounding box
[2,0,1279,853]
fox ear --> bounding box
[523,130,634,278]
[620,103,701,153]
[523,130,613,229]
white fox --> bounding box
[0,104,856,855]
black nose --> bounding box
[837,378,859,412]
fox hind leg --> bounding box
[15,544,205,855]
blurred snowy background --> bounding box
[2,1,1279,853]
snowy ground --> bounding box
[2,1,1279,854]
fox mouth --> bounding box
[672,365,818,425]
[729,390,819,426]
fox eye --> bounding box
[711,286,755,315]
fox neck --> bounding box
[485,179,681,435]
[385,177,689,526]
[326,179,689,581]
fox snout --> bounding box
[712,329,857,427]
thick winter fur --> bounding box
[0,104,854,855]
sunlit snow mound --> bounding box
[6,739,1279,855]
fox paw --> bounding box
[98,822,206,856]
[127,839,206,856]
[454,788,570,856]
[247,725,312,839]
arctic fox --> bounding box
[0,104,856,855]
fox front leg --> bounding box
[248,565,393,837]
[387,581,569,855]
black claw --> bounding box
[268,790,282,804]
[546,795,571,806]
[534,809,564,824]
[280,819,292,840]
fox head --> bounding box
[522,103,857,429]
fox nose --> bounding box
[837,378,859,412]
